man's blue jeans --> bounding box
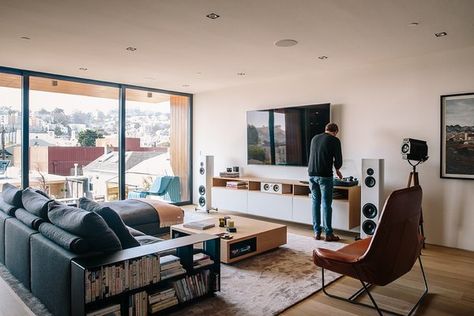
[309,176,334,235]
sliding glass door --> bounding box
[125,88,191,203]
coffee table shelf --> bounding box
[171,215,287,264]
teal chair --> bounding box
[128,176,181,203]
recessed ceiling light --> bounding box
[147,92,153,98]
[237,72,246,76]
[79,67,88,71]
[206,13,220,19]
[318,56,328,60]
[182,84,190,87]
[435,32,447,37]
[408,22,419,27]
[20,36,31,40]
[126,46,137,51]
[274,39,298,47]
[51,80,58,87]
[196,72,202,75]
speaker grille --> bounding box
[198,185,206,195]
[199,196,206,207]
[362,220,377,235]
[365,176,376,187]
[362,203,377,219]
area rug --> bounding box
[0,264,51,316]
[0,233,343,316]
[170,233,344,316]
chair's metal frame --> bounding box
[321,256,429,316]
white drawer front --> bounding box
[211,187,248,212]
[247,191,293,221]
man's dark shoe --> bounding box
[325,234,340,242]
[314,232,322,240]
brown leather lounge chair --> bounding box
[313,186,428,316]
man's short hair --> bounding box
[325,123,339,133]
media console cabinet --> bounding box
[212,177,361,232]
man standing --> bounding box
[308,123,342,241]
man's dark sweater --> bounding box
[308,132,342,177]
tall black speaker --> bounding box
[361,159,384,239]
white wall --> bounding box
[193,46,474,251]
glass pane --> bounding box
[125,89,190,203]
[0,72,22,191]
[29,77,119,202]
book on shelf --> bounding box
[183,220,216,230]
[160,255,186,280]
[86,303,120,316]
[128,291,147,316]
[148,288,179,313]
[85,254,160,303]
[193,252,215,269]
[172,270,211,303]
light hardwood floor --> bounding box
[185,206,474,316]
[0,206,472,315]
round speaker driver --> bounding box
[365,176,376,188]
[199,196,206,207]
[198,185,206,195]
[362,203,377,219]
[199,167,205,175]
[366,168,374,176]
[362,220,377,235]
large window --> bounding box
[0,68,192,204]
[0,73,22,191]
[29,77,119,201]
[125,89,191,203]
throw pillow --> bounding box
[48,202,122,252]
[78,197,140,249]
[22,188,52,219]
[38,223,90,254]
[0,196,17,216]
[2,183,22,208]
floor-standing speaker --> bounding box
[196,155,216,212]
[360,159,384,239]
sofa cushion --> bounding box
[15,208,44,230]
[127,226,145,237]
[38,223,89,254]
[22,188,52,219]
[78,197,140,249]
[2,183,22,208]
[48,202,122,252]
[0,197,17,216]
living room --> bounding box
[0,1,473,316]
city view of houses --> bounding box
[0,102,174,202]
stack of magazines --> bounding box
[148,288,179,313]
[225,181,248,189]
[193,252,214,269]
[160,255,186,280]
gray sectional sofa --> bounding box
[0,183,165,316]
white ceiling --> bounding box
[0,0,473,94]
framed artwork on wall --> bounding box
[440,93,474,179]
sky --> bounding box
[0,87,170,114]
[445,96,474,127]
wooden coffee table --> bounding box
[170,215,287,263]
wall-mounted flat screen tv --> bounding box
[247,103,330,166]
